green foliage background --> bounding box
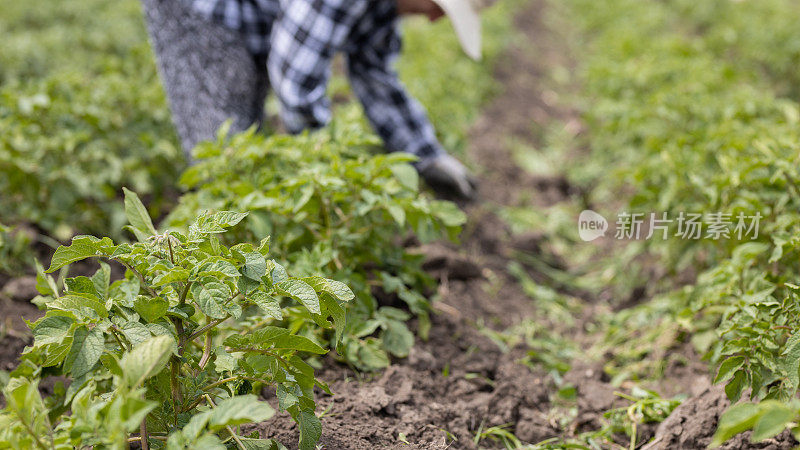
[541,0,800,445]
[0,0,516,254]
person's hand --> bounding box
[418,154,478,200]
[396,0,445,22]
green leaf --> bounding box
[63,326,105,378]
[47,236,111,273]
[200,259,240,279]
[153,268,191,286]
[134,296,169,323]
[432,200,467,227]
[303,276,355,302]
[121,321,152,347]
[213,346,237,373]
[250,290,283,320]
[391,164,419,191]
[225,326,286,349]
[725,369,747,403]
[276,384,300,411]
[208,395,275,429]
[42,338,74,367]
[91,262,111,300]
[320,294,345,346]
[122,335,176,387]
[100,353,123,377]
[238,438,286,450]
[65,276,100,298]
[270,334,327,354]
[387,204,406,226]
[226,327,324,354]
[715,356,745,385]
[257,236,271,255]
[711,403,761,447]
[781,333,800,390]
[33,315,74,346]
[123,187,157,239]
[751,401,794,442]
[271,262,288,284]
[297,410,322,450]
[241,252,268,281]
[275,279,320,314]
[357,340,390,370]
[35,260,58,296]
[192,281,231,319]
[213,211,249,228]
[381,320,414,358]
[50,294,108,319]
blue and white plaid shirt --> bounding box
[187,0,445,162]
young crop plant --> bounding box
[552,0,800,446]
[169,121,465,371]
[0,189,352,449]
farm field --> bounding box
[4,0,800,449]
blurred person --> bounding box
[141,0,484,199]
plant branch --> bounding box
[198,331,213,370]
[179,282,192,307]
[223,290,242,306]
[187,315,231,342]
[166,235,175,264]
[202,375,273,392]
[110,326,130,351]
[128,435,167,443]
[20,417,50,450]
[140,420,150,450]
[170,357,183,424]
[115,259,159,298]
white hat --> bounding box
[431,0,482,61]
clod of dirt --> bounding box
[563,363,624,431]
[418,243,483,281]
[509,231,545,254]
[2,276,37,303]
[644,386,798,450]
[0,336,29,372]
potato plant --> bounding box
[169,122,465,370]
[0,190,351,449]
[554,0,800,445]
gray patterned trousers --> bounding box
[140,0,269,157]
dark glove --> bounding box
[418,154,478,200]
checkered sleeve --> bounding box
[345,0,445,163]
[268,0,368,133]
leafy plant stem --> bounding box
[170,357,183,422]
[166,235,175,264]
[203,394,247,450]
[115,259,159,298]
[179,282,192,307]
[187,315,230,342]
[140,419,150,450]
[128,435,167,442]
[199,331,212,370]
[202,376,273,392]
[110,326,130,351]
[20,416,50,450]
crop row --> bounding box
[0,0,519,448]
[557,0,800,444]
